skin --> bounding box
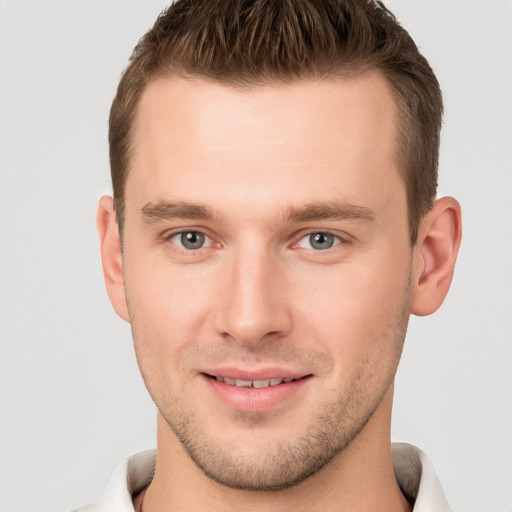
[98,71,461,512]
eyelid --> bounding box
[163,227,220,251]
[292,229,349,250]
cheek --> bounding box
[125,268,213,406]
[293,253,411,366]
[123,257,217,364]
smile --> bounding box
[203,372,312,411]
[211,375,299,389]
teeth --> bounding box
[252,379,270,389]
[214,376,297,388]
[235,379,252,387]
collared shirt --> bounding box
[73,443,453,511]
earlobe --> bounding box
[97,196,130,323]
[410,197,462,316]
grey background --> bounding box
[1,1,511,511]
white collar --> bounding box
[75,443,453,511]
[392,443,453,511]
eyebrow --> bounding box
[287,202,376,223]
[141,201,222,222]
[140,200,376,224]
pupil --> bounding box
[310,233,334,250]
[181,231,204,249]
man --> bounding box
[82,0,462,510]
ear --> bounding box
[411,197,462,316]
[97,196,130,323]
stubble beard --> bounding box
[161,382,389,491]
[130,274,412,492]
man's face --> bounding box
[121,72,413,489]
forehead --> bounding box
[133,71,398,158]
[127,72,404,224]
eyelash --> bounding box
[294,231,345,251]
[164,228,347,253]
[166,230,216,252]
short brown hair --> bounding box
[109,0,442,243]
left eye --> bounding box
[169,231,212,250]
[297,232,341,251]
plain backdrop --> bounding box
[1,1,511,511]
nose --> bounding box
[214,247,292,349]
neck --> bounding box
[139,387,411,512]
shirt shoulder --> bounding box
[392,442,454,512]
[71,450,156,512]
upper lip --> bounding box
[201,367,310,381]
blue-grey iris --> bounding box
[310,233,335,250]
[181,231,205,249]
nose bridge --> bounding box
[216,240,291,347]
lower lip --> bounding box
[203,375,311,412]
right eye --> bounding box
[168,231,213,250]
[296,232,342,251]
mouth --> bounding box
[204,373,305,389]
[202,371,313,411]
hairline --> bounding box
[116,67,423,246]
